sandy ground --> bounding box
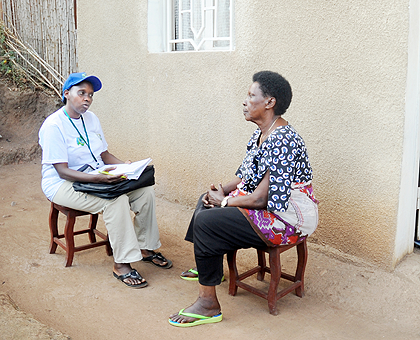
[1,161,420,340]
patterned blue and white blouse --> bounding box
[236,125,313,212]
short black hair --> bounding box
[252,71,292,116]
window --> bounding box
[148,0,234,53]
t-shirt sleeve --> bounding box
[39,122,68,165]
[264,133,296,212]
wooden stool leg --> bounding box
[227,250,239,296]
[64,212,76,267]
[295,239,308,297]
[88,213,112,256]
[257,249,266,281]
[49,204,59,254]
[88,214,98,243]
[105,235,113,256]
[267,248,281,315]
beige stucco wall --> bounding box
[76,0,411,268]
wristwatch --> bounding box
[221,196,230,208]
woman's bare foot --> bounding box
[169,285,221,325]
[113,263,146,286]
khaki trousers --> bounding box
[52,181,161,263]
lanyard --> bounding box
[63,108,98,165]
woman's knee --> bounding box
[128,186,156,215]
[129,186,155,204]
[193,209,220,237]
[137,186,155,200]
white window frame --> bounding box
[148,0,234,53]
[167,0,233,52]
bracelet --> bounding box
[221,196,230,208]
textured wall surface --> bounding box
[77,0,410,268]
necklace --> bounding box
[259,117,279,145]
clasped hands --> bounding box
[202,183,226,208]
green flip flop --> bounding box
[180,268,225,282]
[180,268,199,281]
[168,308,223,327]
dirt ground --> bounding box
[1,81,420,339]
[1,162,420,340]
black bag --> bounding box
[73,165,155,199]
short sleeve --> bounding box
[39,122,68,165]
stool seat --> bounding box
[227,238,308,315]
[48,202,112,267]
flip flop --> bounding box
[168,308,223,327]
[180,268,199,281]
[180,268,225,282]
[113,269,148,288]
[141,251,173,269]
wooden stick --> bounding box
[0,16,63,97]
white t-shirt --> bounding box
[38,108,108,200]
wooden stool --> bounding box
[48,202,112,267]
[227,238,308,315]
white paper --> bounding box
[90,158,152,180]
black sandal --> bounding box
[113,269,148,288]
[141,251,173,269]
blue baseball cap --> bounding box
[62,72,102,102]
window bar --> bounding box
[214,0,218,40]
[167,0,172,51]
[229,0,233,49]
[189,0,204,41]
[179,0,183,41]
[180,1,192,41]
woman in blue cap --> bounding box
[39,72,172,288]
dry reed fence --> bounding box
[0,0,77,97]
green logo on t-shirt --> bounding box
[77,137,85,146]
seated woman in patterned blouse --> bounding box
[169,71,319,327]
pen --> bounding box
[99,171,127,179]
